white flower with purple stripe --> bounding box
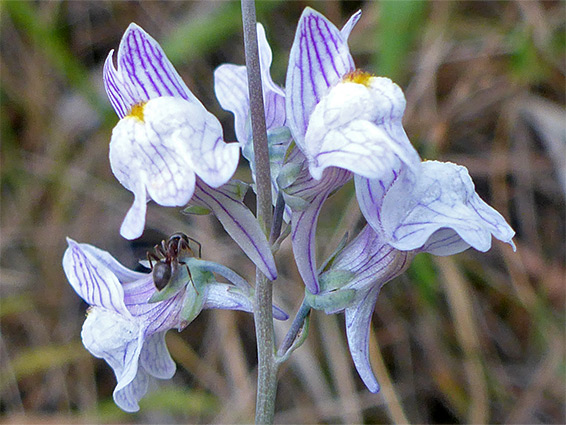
[104,23,239,240]
[280,8,424,295]
[214,23,286,151]
[311,160,515,391]
[214,23,290,215]
[356,160,516,256]
[62,238,284,412]
[285,8,420,181]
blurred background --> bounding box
[1,1,564,423]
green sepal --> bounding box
[319,269,356,292]
[148,257,215,304]
[283,140,297,162]
[277,161,303,190]
[305,287,356,313]
[267,126,291,146]
[281,192,310,211]
[187,259,216,287]
[179,284,206,324]
[177,260,217,324]
[182,205,211,216]
[217,180,249,202]
[306,268,357,313]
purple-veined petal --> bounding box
[419,228,471,255]
[286,7,355,148]
[113,23,200,109]
[109,96,239,239]
[257,23,286,131]
[214,63,250,145]
[354,160,404,237]
[184,109,240,189]
[283,151,351,202]
[304,78,420,180]
[189,258,253,293]
[140,331,176,379]
[288,166,351,294]
[344,287,381,393]
[191,181,277,281]
[76,240,147,283]
[63,239,130,316]
[109,98,198,203]
[104,50,138,119]
[81,307,146,404]
[203,284,288,320]
[133,292,187,335]
[331,225,415,293]
[113,368,150,413]
[271,304,289,321]
[203,283,253,312]
[382,160,516,254]
[214,23,285,149]
[340,10,362,40]
[121,274,157,307]
[120,183,148,240]
[291,192,326,294]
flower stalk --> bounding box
[240,0,277,423]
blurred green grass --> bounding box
[1,1,564,424]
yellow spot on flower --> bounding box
[343,69,373,86]
[128,102,147,122]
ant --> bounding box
[147,232,202,291]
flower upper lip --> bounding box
[103,23,202,117]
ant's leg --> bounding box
[180,261,199,295]
[178,238,196,258]
[147,252,160,269]
[186,236,202,258]
[154,243,167,258]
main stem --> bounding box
[241,1,277,423]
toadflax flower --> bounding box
[309,160,515,393]
[104,24,277,281]
[62,238,286,411]
[214,23,290,212]
[104,23,240,241]
[281,7,421,294]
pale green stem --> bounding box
[240,0,277,423]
